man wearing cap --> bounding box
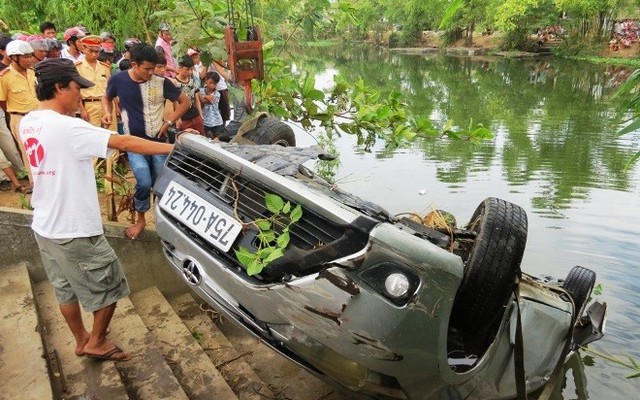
[0,40,38,185]
[154,22,178,77]
[20,57,175,361]
[76,35,113,127]
[61,27,86,62]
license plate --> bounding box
[160,181,242,252]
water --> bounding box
[287,46,640,399]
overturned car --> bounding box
[153,127,606,400]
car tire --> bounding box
[562,266,596,318]
[241,117,296,146]
[450,197,528,331]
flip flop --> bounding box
[15,185,33,194]
[84,346,131,362]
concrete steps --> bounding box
[1,261,340,400]
[0,263,53,400]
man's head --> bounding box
[46,39,62,59]
[39,21,57,39]
[6,40,35,70]
[130,43,159,82]
[79,35,102,62]
[34,58,94,112]
[0,35,13,60]
[99,32,116,45]
[177,55,194,79]
[26,35,49,62]
[158,22,172,43]
[63,27,87,52]
[123,38,140,53]
[99,42,115,63]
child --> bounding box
[154,53,167,76]
[172,55,204,134]
[200,72,226,140]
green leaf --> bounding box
[234,247,255,267]
[290,204,303,223]
[247,259,263,276]
[626,372,640,379]
[617,119,640,137]
[282,201,291,214]
[255,219,272,231]
[264,248,284,263]
[265,193,284,213]
[277,231,290,248]
[258,231,276,244]
[439,0,464,30]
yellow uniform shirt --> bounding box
[0,65,38,113]
[75,60,111,99]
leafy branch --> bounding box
[581,347,640,379]
[234,193,303,276]
[255,59,493,151]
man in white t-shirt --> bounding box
[20,58,174,361]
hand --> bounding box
[101,113,112,126]
[175,119,183,129]
[158,121,170,138]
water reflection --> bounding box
[286,47,639,217]
[285,46,640,399]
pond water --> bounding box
[287,46,640,399]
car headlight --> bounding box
[359,262,420,306]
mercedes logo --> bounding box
[182,260,202,285]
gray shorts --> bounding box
[34,233,130,312]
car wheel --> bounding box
[243,117,296,146]
[562,266,596,318]
[450,197,528,331]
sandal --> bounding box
[15,185,33,194]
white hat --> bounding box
[6,40,34,56]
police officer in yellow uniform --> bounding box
[76,35,114,129]
[0,40,38,185]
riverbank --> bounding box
[384,31,640,66]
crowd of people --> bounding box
[0,20,244,362]
[0,21,235,237]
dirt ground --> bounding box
[0,174,157,231]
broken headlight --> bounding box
[359,262,420,306]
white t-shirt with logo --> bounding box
[19,110,112,239]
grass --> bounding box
[568,55,640,68]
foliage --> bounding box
[614,68,640,166]
[19,193,33,211]
[0,0,165,43]
[234,193,302,276]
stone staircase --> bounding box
[0,262,344,400]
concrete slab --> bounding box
[170,293,274,400]
[130,287,238,400]
[34,281,128,400]
[0,263,53,400]
[108,296,189,400]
